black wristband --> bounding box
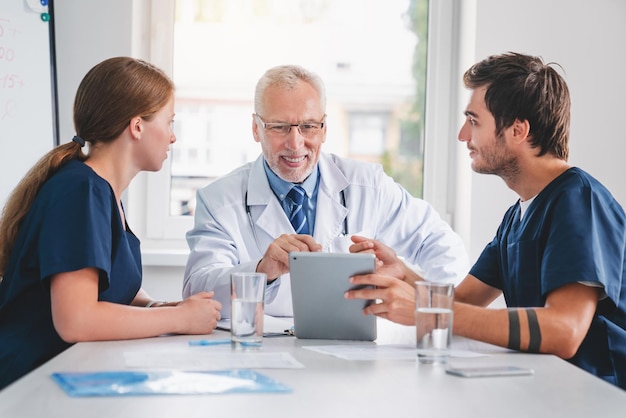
[508,309,521,351]
[526,309,542,353]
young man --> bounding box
[183,65,469,317]
[346,52,626,389]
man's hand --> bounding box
[256,234,322,281]
[345,273,416,325]
[349,235,408,282]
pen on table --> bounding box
[263,331,290,337]
[188,339,231,346]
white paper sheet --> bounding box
[303,339,512,361]
[124,349,304,370]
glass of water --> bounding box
[230,272,266,349]
[415,281,454,364]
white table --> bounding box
[1,321,624,418]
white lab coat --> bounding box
[183,153,469,317]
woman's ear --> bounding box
[129,116,143,140]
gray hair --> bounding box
[254,65,326,116]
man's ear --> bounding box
[511,118,531,144]
[252,114,261,143]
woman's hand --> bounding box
[176,292,223,334]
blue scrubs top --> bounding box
[0,160,142,389]
[470,167,626,389]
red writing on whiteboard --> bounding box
[0,47,16,61]
[0,18,19,39]
[1,100,18,121]
[0,17,18,61]
[1,74,24,89]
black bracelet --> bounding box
[526,309,542,353]
[508,309,521,351]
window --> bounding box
[348,112,389,157]
[134,0,448,260]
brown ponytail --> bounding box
[0,56,174,279]
[0,142,86,277]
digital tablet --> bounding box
[288,252,377,341]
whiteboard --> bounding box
[0,0,58,205]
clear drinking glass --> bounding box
[230,272,266,349]
[415,281,454,364]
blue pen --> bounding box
[188,339,231,346]
[190,339,263,348]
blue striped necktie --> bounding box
[287,186,309,235]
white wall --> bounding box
[49,0,626,300]
[54,0,135,142]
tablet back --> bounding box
[289,252,377,341]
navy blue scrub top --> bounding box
[470,167,626,389]
[0,159,142,389]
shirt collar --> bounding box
[519,195,537,220]
[263,159,319,201]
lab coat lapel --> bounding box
[315,154,349,249]
[247,156,293,242]
[256,199,292,239]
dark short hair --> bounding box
[463,52,570,160]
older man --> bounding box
[183,64,469,317]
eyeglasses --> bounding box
[255,114,326,138]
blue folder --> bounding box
[51,369,291,396]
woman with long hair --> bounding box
[0,57,222,390]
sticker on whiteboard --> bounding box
[25,0,48,14]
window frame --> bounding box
[130,0,471,266]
